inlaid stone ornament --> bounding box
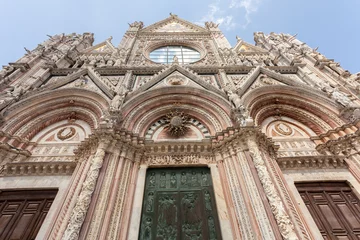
[275,122,293,136]
[57,127,76,140]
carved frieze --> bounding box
[277,156,347,170]
[144,154,214,166]
[0,161,76,176]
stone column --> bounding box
[215,155,242,240]
[247,136,298,240]
[62,139,110,240]
[83,144,121,239]
[127,164,148,239]
[97,147,126,239]
[48,155,92,240]
[232,144,276,239]
[119,152,143,239]
[220,147,255,239]
[208,163,233,240]
[106,148,135,239]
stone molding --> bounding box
[314,120,360,156]
[277,155,347,170]
[1,161,76,176]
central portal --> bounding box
[139,167,222,240]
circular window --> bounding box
[149,46,201,64]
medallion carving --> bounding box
[274,122,293,136]
[57,127,76,140]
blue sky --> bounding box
[1,0,359,73]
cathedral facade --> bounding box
[0,14,360,239]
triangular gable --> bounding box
[43,68,114,98]
[82,38,116,54]
[140,14,208,33]
[238,66,318,97]
[127,63,226,98]
[146,71,208,91]
[233,40,268,54]
[59,75,109,99]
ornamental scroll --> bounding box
[145,154,214,166]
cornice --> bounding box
[211,126,278,154]
[1,161,76,176]
[313,120,360,155]
[277,155,347,170]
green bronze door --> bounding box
[139,167,222,240]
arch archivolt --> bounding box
[1,88,109,139]
[122,88,232,137]
[243,86,345,135]
[261,116,316,138]
[134,105,219,136]
[15,107,97,140]
[146,117,210,140]
[255,104,331,135]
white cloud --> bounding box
[196,1,236,30]
[197,0,262,30]
[229,0,262,27]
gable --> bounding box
[155,21,198,33]
[147,71,206,91]
[237,66,307,97]
[233,40,268,54]
[59,75,109,99]
[127,64,227,99]
[140,15,208,33]
[42,69,113,99]
[248,74,285,90]
[82,40,115,54]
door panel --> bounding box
[139,168,222,240]
[296,182,360,239]
[0,189,57,240]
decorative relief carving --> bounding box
[166,74,188,86]
[164,109,190,137]
[274,122,293,136]
[229,74,247,90]
[1,162,76,176]
[62,140,109,240]
[146,154,200,165]
[247,137,298,240]
[277,156,346,170]
[57,127,76,140]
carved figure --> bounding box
[330,88,351,107]
[110,85,127,111]
[227,90,243,109]
[0,65,14,79]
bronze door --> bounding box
[0,189,58,240]
[296,182,360,239]
[139,167,222,240]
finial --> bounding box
[170,12,177,18]
[24,47,31,54]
